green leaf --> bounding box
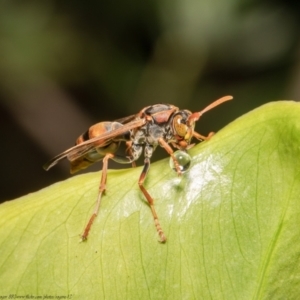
[1,101,300,299]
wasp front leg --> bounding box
[193,131,214,141]
[158,138,182,175]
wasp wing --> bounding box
[114,114,137,124]
[43,118,145,171]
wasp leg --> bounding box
[126,141,136,168]
[81,153,114,241]
[82,152,137,241]
[158,137,182,176]
[193,131,214,141]
[138,157,166,243]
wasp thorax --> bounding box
[169,150,192,173]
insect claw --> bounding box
[153,217,167,242]
[158,233,167,243]
[207,132,214,140]
[80,236,87,242]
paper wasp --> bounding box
[43,95,232,242]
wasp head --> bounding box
[170,110,195,149]
[170,95,233,149]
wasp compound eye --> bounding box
[173,115,188,137]
[169,150,191,173]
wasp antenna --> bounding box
[200,95,233,115]
[188,95,233,123]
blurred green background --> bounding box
[1,0,299,203]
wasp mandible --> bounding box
[44,95,233,242]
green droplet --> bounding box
[169,150,191,173]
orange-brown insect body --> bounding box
[71,122,130,174]
[44,96,233,242]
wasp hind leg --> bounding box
[81,152,137,241]
[81,153,114,241]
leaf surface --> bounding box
[1,101,300,299]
